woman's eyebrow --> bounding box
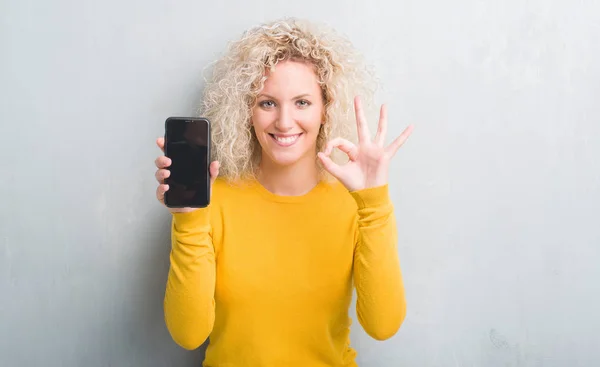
[257,93,312,100]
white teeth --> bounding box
[274,134,300,144]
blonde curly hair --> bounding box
[198,17,378,182]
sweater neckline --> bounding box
[250,178,329,203]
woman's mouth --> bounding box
[269,133,302,147]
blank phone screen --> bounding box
[164,118,210,208]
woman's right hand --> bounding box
[155,137,220,213]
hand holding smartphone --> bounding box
[154,117,219,212]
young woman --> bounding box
[154,18,413,367]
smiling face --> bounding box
[251,60,324,168]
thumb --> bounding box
[317,152,344,180]
[209,161,220,186]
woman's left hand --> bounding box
[318,96,414,192]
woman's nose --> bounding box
[274,104,294,131]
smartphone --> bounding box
[163,117,211,208]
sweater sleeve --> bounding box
[163,207,216,350]
[350,184,407,341]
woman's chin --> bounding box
[271,156,302,167]
[265,150,309,167]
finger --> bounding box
[354,96,371,143]
[156,184,169,203]
[317,152,345,180]
[374,104,387,146]
[323,137,359,161]
[155,156,172,169]
[209,161,220,186]
[156,137,165,153]
[386,124,414,156]
[155,169,170,183]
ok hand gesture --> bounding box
[318,96,414,191]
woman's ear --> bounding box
[321,104,327,124]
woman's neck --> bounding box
[256,154,320,196]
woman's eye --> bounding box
[259,100,276,108]
[297,99,311,107]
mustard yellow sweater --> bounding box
[164,178,406,366]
